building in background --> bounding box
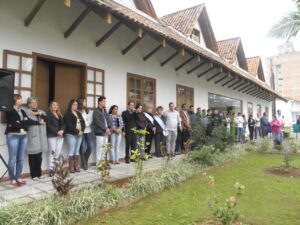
[266,42,300,122]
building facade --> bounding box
[0,0,284,177]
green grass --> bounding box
[84,154,300,225]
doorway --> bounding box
[34,54,86,113]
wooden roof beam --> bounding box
[222,76,236,86]
[228,79,243,88]
[242,85,255,94]
[96,21,122,47]
[207,68,223,82]
[197,64,214,78]
[24,0,47,27]
[122,27,144,55]
[187,61,206,74]
[215,72,230,84]
[143,39,166,61]
[175,56,194,71]
[233,81,248,90]
[248,88,259,96]
[64,7,91,38]
[160,51,179,67]
[238,83,251,92]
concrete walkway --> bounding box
[0,155,184,208]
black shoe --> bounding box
[125,158,130,164]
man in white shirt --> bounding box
[164,102,181,157]
[235,112,244,142]
[255,112,261,139]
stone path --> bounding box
[0,155,184,208]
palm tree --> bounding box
[268,0,300,41]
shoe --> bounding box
[17,179,26,185]
[32,177,39,181]
[115,161,120,165]
[68,156,75,173]
[74,156,81,173]
[38,176,45,179]
[125,158,130,164]
[48,170,54,177]
[10,180,18,187]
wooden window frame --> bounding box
[87,66,105,109]
[127,73,156,108]
[3,50,33,95]
[176,84,194,109]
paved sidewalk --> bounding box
[0,155,184,208]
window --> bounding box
[208,93,242,114]
[257,104,262,115]
[3,50,33,100]
[191,29,200,43]
[127,73,156,107]
[247,102,253,117]
[86,67,105,108]
[177,85,194,109]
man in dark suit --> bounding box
[121,101,137,163]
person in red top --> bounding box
[270,115,282,146]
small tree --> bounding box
[51,156,75,196]
[96,143,112,186]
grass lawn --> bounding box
[84,154,300,225]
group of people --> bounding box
[4,95,193,186]
[4,93,285,187]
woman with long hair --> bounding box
[5,95,40,186]
[78,98,94,170]
[46,101,64,176]
[109,105,123,164]
[248,114,255,141]
[63,99,85,173]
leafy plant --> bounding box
[191,145,218,166]
[96,143,112,186]
[207,176,245,225]
[244,140,257,152]
[287,138,300,153]
[130,128,150,178]
[211,126,231,152]
[51,156,75,196]
[257,137,271,153]
[192,122,207,147]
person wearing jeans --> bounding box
[5,94,39,186]
[64,99,85,173]
[46,101,64,176]
[235,112,244,142]
[164,102,181,157]
[93,96,111,165]
[78,98,94,170]
[109,105,123,164]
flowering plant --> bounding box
[206,175,245,225]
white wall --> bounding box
[0,0,271,176]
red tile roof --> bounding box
[161,4,205,37]
[217,37,240,63]
[246,56,260,76]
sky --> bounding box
[151,0,299,60]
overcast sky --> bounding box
[151,0,299,60]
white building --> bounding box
[0,0,286,178]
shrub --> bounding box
[192,122,207,147]
[51,156,75,196]
[257,137,271,153]
[244,140,257,152]
[207,177,246,225]
[287,138,300,154]
[191,145,217,166]
[211,126,231,152]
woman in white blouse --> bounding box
[78,98,94,170]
